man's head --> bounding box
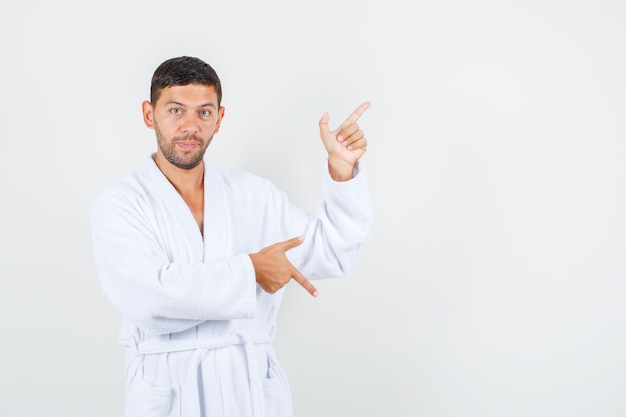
[150,56,222,107]
[143,56,225,171]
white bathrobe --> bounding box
[89,155,372,417]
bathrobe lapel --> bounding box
[144,157,205,262]
[202,163,227,262]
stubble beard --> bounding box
[155,124,213,170]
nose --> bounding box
[180,113,199,134]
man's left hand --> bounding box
[318,101,371,181]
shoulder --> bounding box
[209,165,276,193]
[89,167,154,223]
[93,169,146,202]
[207,166,288,211]
[92,155,170,206]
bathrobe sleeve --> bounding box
[89,188,257,336]
[278,162,374,280]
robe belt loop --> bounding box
[133,332,271,417]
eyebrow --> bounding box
[164,101,217,109]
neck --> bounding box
[154,152,204,194]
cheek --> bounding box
[202,119,219,131]
[156,117,179,133]
[210,116,222,128]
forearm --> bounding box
[289,163,373,279]
[94,250,257,335]
[89,194,258,335]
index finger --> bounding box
[342,101,371,125]
[291,268,319,297]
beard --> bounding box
[155,123,213,170]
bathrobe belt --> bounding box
[130,332,273,417]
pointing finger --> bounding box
[278,235,305,252]
[342,101,371,126]
[292,267,319,297]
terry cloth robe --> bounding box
[89,154,373,417]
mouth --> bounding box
[175,137,202,150]
[176,141,200,150]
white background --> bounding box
[1,1,625,416]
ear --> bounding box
[142,100,155,129]
[214,106,226,134]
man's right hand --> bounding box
[249,236,319,297]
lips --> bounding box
[177,141,199,150]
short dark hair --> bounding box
[150,56,222,106]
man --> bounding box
[90,56,372,417]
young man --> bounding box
[90,56,372,417]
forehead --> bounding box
[156,84,219,107]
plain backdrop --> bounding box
[1,1,625,416]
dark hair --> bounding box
[150,56,222,106]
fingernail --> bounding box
[337,135,343,142]
[313,291,319,297]
[347,145,353,150]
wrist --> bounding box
[327,157,355,181]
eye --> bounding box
[200,110,211,117]
[171,108,182,115]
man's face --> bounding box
[143,84,224,170]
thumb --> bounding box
[318,112,331,135]
[279,235,305,252]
